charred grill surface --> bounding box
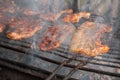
[0,35,120,80]
[0,0,119,80]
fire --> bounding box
[70,21,112,56]
[63,12,91,23]
[38,24,74,51]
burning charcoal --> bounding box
[63,12,90,23]
[70,21,112,56]
[38,23,75,51]
[39,9,73,21]
[6,16,42,40]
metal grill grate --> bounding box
[0,33,120,80]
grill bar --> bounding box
[0,38,120,66]
[0,39,120,70]
[63,57,93,80]
[0,44,120,78]
[46,55,77,80]
[46,60,71,80]
[1,36,120,65]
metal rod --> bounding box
[63,57,93,80]
[46,60,71,80]
[46,54,77,80]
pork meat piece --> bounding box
[39,9,73,21]
[6,17,42,40]
[70,21,112,56]
[38,23,75,51]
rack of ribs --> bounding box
[6,17,42,40]
[63,12,91,23]
[38,23,75,51]
[70,21,112,56]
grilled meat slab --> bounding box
[70,21,112,56]
[39,9,73,21]
[6,17,42,40]
[38,23,75,51]
[63,12,90,23]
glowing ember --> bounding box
[70,21,112,56]
[38,23,74,51]
[63,12,90,23]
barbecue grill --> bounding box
[0,0,120,80]
[0,19,120,80]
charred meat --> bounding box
[70,21,112,56]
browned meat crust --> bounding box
[38,23,75,51]
[70,21,112,56]
[6,17,42,40]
